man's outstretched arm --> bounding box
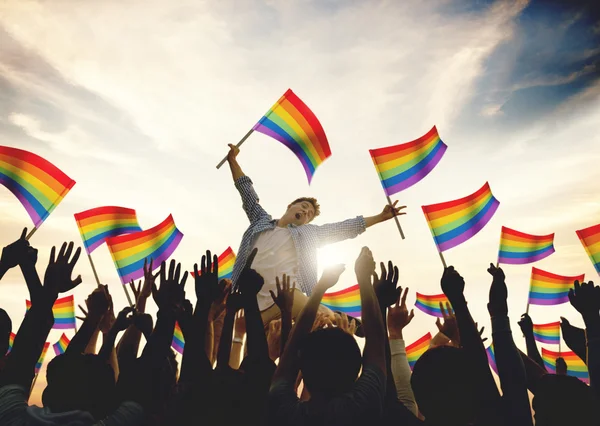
[227,144,271,224]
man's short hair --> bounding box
[290,197,320,218]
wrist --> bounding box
[389,329,403,340]
[232,337,244,344]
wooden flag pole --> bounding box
[87,254,102,288]
[25,227,38,241]
[385,195,405,240]
[525,302,530,315]
[123,284,134,308]
[30,374,39,397]
[216,129,255,169]
[438,251,448,269]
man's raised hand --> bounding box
[435,302,459,344]
[441,266,465,305]
[568,280,600,318]
[487,263,508,317]
[194,250,220,310]
[318,264,346,292]
[388,287,414,339]
[379,200,407,222]
[518,313,534,338]
[153,259,188,312]
[41,242,82,304]
[374,260,401,308]
[0,228,31,278]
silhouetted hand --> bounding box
[226,290,244,314]
[85,286,111,321]
[379,200,407,222]
[374,261,401,308]
[556,357,568,375]
[130,259,156,303]
[441,266,465,305]
[568,280,600,318]
[518,313,534,338]
[132,312,154,339]
[560,317,586,359]
[436,302,459,344]
[388,287,414,339]
[355,247,375,282]
[112,306,135,334]
[209,279,232,321]
[153,259,188,312]
[194,250,220,311]
[335,312,357,335]
[317,264,346,293]
[237,248,264,300]
[42,242,82,300]
[487,263,508,317]
[270,274,295,314]
[0,228,31,277]
[475,322,488,344]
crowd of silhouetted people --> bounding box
[0,225,599,426]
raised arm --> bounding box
[487,264,532,426]
[364,201,406,228]
[568,280,600,397]
[355,247,387,376]
[269,274,295,357]
[272,263,345,383]
[67,287,109,355]
[226,144,270,224]
[560,317,587,363]
[518,313,545,370]
[1,242,83,390]
[0,228,31,282]
[441,266,503,420]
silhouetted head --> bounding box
[0,308,11,356]
[533,374,599,426]
[281,197,320,226]
[411,346,476,426]
[298,327,361,398]
[555,357,567,375]
[42,354,116,419]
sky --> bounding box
[1,0,599,404]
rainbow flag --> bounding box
[74,206,142,254]
[252,89,331,183]
[542,348,589,383]
[172,322,185,355]
[218,247,236,280]
[53,333,71,356]
[36,342,50,374]
[406,332,432,370]
[414,293,451,318]
[576,223,600,275]
[6,332,15,354]
[26,295,76,329]
[498,226,555,265]
[528,267,585,306]
[107,214,183,284]
[486,345,498,375]
[0,146,76,227]
[369,126,447,196]
[533,321,560,345]
[321,284,361,317]
[422,182,500,252]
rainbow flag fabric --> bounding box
[0,146,76,227]
[27,295,76,329]
[528,267,585,306]
[422,182,500,252]
[498,226,555,265]
[74,206,142,254]
[406,332,432,370]
[172,322,185,355]
[36,342,50,374]
[107,214,183,284]
[321,284,361,317]
[369,126,447,196]
[252,89,331,183]
[542,348,589,383]
[53,333,71,356]
[576,223,600,275]
[414,293,451,318]
[486,345,498,375]
[533,321,560,345]
[218,247,236,280]
[6,332,15,354]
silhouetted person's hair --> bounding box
[42,354,116,420]
[533,374,599,426]
[298,327,361,397]
[411,346,476,425]
[289,197,321,219]
[0,308,11,357]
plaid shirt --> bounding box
[231,176,367,296]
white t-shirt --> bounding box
[252,226,299,311]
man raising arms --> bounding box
[226,144,405,325]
